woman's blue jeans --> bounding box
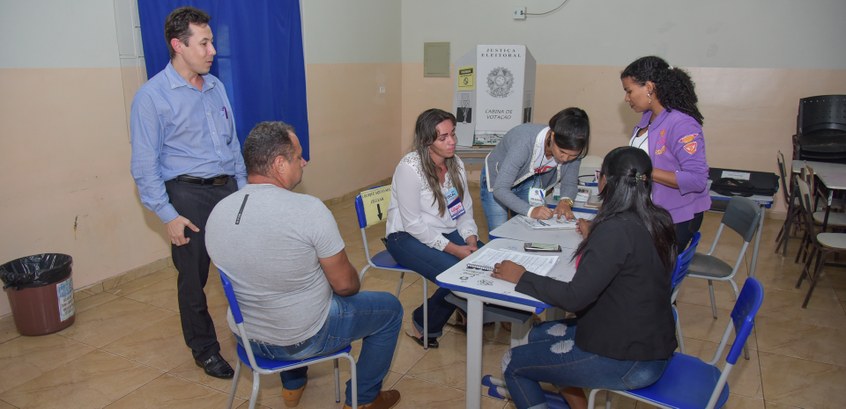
[503,320,668,409]
[240,291,402,406]
[480,167,539,232]
[386,230,481,337]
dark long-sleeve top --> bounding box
[515,212,678,361]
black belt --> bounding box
[175,175,232,186]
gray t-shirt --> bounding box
[206,184,345,346]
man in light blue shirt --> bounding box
[130,6,246,379]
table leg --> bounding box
[466,297,483,409]
[822,190,833,231]
[750,204,765,277]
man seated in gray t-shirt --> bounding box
[206,121,402,409]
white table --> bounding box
[436,237,581,409]
[792,160,846,189]
[488,211,596,243]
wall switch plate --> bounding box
[513,6,527,20]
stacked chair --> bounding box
[794,176,846,307]
[775,151,802,256]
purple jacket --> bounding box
[636,109,711,223]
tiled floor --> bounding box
[1,183,845,408]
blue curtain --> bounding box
[138,0,310,160]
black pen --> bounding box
[465,264,493,272]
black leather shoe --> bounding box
[195,353,235,379]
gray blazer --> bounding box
[484,123,581,216]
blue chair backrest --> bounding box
[725,277,765,365]
[354,194,367,229]
[218,269,244,325]
[671,232,701,290]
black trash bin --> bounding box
[1,253,75,336]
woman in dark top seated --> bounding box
[492,146,678,409]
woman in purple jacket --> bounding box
[621,56,711,250]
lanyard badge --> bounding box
[445,187,466,220]
[528,187,546,206]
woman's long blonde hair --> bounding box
[413,108,464,217]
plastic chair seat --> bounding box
[235,343,353,372]
[817,233,846,249]
[688,255,733,279]
[370,250,406,270]
[812,211,846,228]
[619,352,729,409]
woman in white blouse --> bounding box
[385,108,480,348]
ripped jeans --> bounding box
[502,320,668,409]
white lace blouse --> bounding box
[386,152,478,250]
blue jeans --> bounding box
[503,320,668,409]
[386,230,482,337]
[241,291,402,406]
[480,167,539,232]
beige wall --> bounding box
[398,63,846,213]
[296,63,403,197]
[0,67,170,316]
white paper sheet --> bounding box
[465,248,559,277]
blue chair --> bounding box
[355,186,431,348]
[587,277,765,409]
[671,231,701,353]
[217,268,358,409]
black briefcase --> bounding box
[709,168,779,197]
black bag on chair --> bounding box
[711,178,755,197]
[709,168,778,197]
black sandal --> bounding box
[405,330,439,348]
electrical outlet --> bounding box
[513,6,527,20]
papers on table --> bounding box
[465,248,559,277]
[516,212,595,230]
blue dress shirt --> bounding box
[130,63,247,223]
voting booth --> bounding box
[453,45,536,147]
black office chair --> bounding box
[793,95,846,162]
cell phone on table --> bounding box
[523,242,562,252]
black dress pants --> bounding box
[165,177,237,361]
[675,211,704,252]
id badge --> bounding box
[528,187,546,207]
[445,187,466,220]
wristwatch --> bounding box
[560,197,574,207]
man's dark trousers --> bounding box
[165,177,237,361]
